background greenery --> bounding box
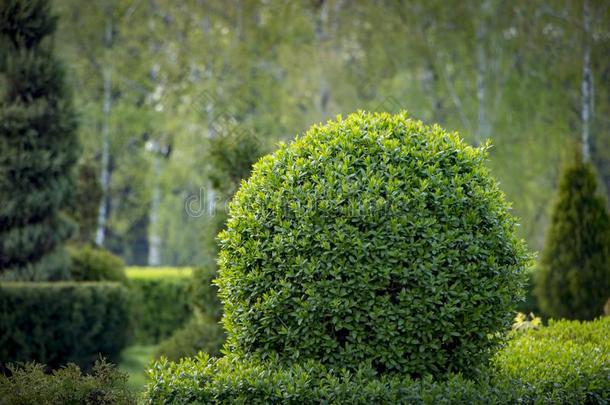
[49,0,610,268]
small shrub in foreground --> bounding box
[0,359,135,405]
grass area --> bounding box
[126,266,193,279]
[118,345,158,393]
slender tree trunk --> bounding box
[421,61,443,123]
[148,153,161,265]
[95,11,113,246]
[581,0,592,162]
[475,5,489,146]
[315,0,330,118]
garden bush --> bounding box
[155,266,225,360]
[494,317,610,403]
[127,268,192,344]
[217,111,530,377]
[536,161,610,320]
[155,314,225,361]
[515,268,539,315]
[0,359,134,405]
[144,318,609,404]
[69,245,127,283]
[190,266,223,320]
[0,282,130,370]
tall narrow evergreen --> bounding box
[535,161,610,320]
[0,0,79,280]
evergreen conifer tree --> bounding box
[0,0,79,280]
[536,160,610,319]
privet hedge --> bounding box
[217,111,529,377]
[0,282,130,370]
[127,270,192,344]
[129,278,192,344]
[145,318,610,404]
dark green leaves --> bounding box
[217,111,530,378]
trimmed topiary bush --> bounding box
[0,0,80,281]
[0,282,130,370]
[68,245,127,283]
[216,111,530,377]
[535,161,610,320]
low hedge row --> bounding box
[144,318,610,404]
[127,268,193,344]
[0,282,130,371]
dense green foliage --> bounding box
[49,1,610,265]
[145,318,609,404]
[217,112,529,377]
[145,355,513,404]
[0,282,129,370]
[155,315,225,362]
[191,266,223,320]
[494,317,610,402]
[536,162,610,320]
[67,159,102,244]
[128,271,192,344]
[156,266,225,359]
[0,0,79,280]
[69,245,127,283]
[0,359,134,405]
[515,268,540,315]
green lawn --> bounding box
[126,266,193,279]
[118,345,158,393]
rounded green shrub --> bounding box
[217,111,530,377]
[69,245,127,283]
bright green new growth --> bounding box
[217,111,529,377]
[536,161,610,320]
[0,0,79,280]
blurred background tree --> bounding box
[0,0,80,280]
[48,0,610,268]
[536,158,610,320]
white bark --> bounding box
[581,0,592,162]
[148,152,162,266]
[475,7,489,146]
[95,14,113,247]
[315,0,330,118]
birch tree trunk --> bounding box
[315,0,330,118]
[475,2,489,146]
[581,0,592,162]
[95,9,113,247]
[148,152,162,265]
